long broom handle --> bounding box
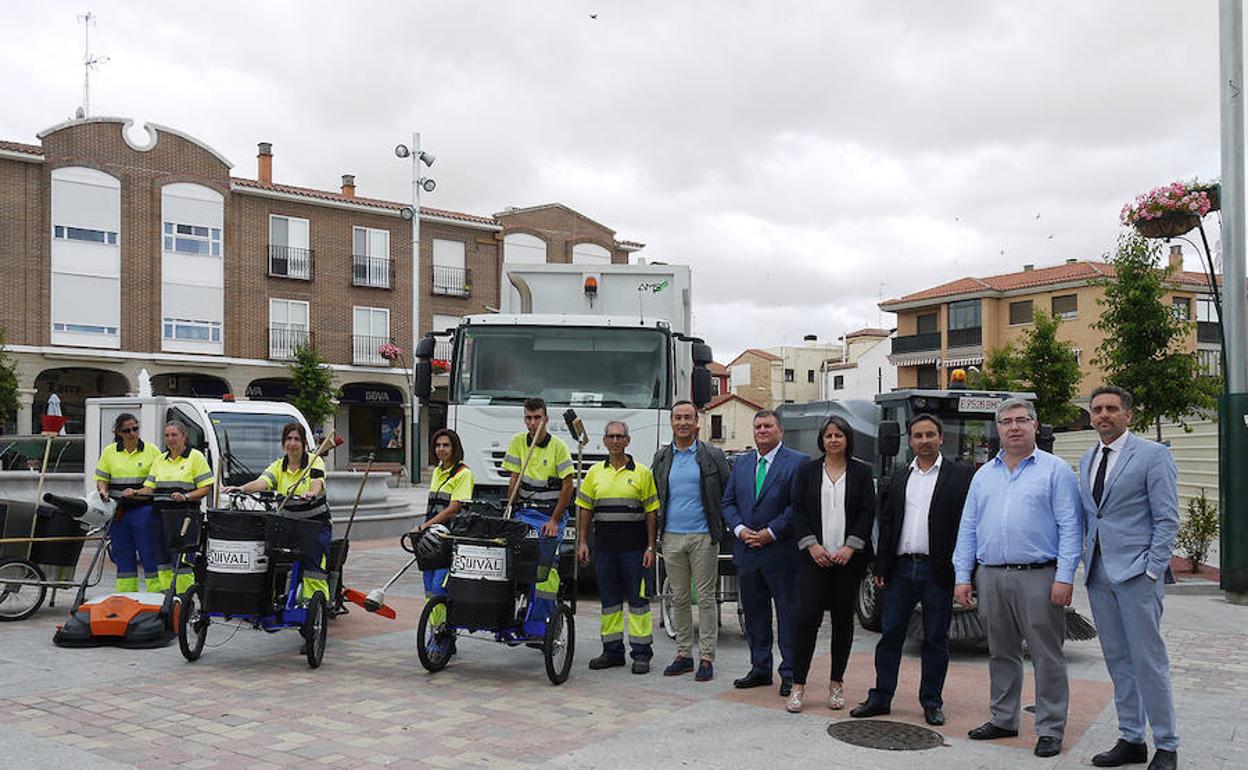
[331,454,373,575]
[503,419,547,520]
[29,434,55,540]
[275,430,338,513]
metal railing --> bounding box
[269,326,311,360]
[353,334,390,366]
[891,331,941,354]
[431,264,471,297]
[1198,321,1222,344]
[352,255,392,288]
[268,245,313,280]
[434,338,453,362]
[946,327,982,348]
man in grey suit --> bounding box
[1080,385,1179,770]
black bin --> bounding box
[156,502,202,553]
[30,504,87,567]
[446,540,517,630]
[202,510,270,615]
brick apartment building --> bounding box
[879,250,1220,399]
[0,116,640,469]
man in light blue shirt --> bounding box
[953,398,1081,759]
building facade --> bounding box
[879,250,1220,398]
[821,327,896,400]
[703,393,765,454]
[0,117,643,472]
[725,338,846,409]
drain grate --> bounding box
[826,720,946,751]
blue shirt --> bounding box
[953,448,1082,585]
[665,442,708,534]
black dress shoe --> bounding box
[1034,736,1062,758]
[1147,749,1177,770]
[850,700,891,718]
[967,722,1018,740]
[779,678,793,697]
[732,671,773,689]
[1092,739,1149,767]
[923,706,945,726]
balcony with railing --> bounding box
[269,326,311,360]
[268,245,313,280]
[431,265,472,297]
[353,334,390,366]
[434,338,453,363]
[1198,321,1222,344]
[352,255,392,288]
[891,331,942,355]
[946,327,982,348]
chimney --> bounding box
[341,174,356,198]
[257,142,272,185]
[1023,264,1034,272]
[803,334,817,343]
[1169,244,1184,271]
[1066,258,1077,265]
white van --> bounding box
[84,397,312,504]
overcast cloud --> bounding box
[0,1,1228,361]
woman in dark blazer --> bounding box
[786,414,876,713]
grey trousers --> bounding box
[976,564,1069,739]
[662,532,720,661]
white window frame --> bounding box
[352,306,390,365]
[432,238,468,296]
[269,299,310,359]
[163,317,222,343]
[269,214,311,280]
[353,226,391,287]
[54,225,118,245]
[163,222,222,257]
[1196,296,1218,323]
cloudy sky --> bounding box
[0,1,1228,361]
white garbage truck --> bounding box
[414,262,714,500]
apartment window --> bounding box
[916,365,938,389]
[784,368,795,383]
[54,225,118,245]
[1198,349,1222,376]
[269,215,311,279]
[432,238,469,296]
[432,314,462,361]
[948,299,981,330]
[1172,296,1192,320]
[353,227,391,288]
[833,375,844,390]
[1009,300,1034,325]
[54,322,117,335]
[710,414,724,440]
[163,222,221,256]
[270,299,310,359]
[163,317,221,342]
[916,312,938,334]
[1196,297,1218,323]
[1051,294,1078,319]
[353,307,390,365]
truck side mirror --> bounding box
[1037,423,1055,453]
[691,367,712,408]
[414,361,433,402]
[691,342,714,367]
[414,333,436,360]
[878,421,901,458]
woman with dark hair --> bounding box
[223,421,330,601]
[415,428,474,606]
[138,419,215,593]
[785,415,876,713]
[93,412,164,592]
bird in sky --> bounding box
[590,13,598,19]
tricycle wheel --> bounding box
[544,603,575,685]
[0,558,46,621]
[178,586,208,661]
[303,593,328,669]
[416,595,452,672]
[856,566,883,632]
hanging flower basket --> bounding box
[1196,183,1220,212]
[1133,213,1201,239]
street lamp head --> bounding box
[418,151,436,167]
[420,177,436,193]
[400,207,415,221]
[394,144,411,159]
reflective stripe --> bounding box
[601,603,623,616]
[503,453,520,465]
[262,471,276,485]
[594,511,647,522]
[108,476,147,486]
[639,494,659,507]
[193,472,213,485]
[575,491,594,509]
[154,481,195,491]
[115,576,138,592]
[95,470,112,481]
[555,460,572,474]
[595,497,645,511]
[535,568,560,601]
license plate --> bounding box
[959,396,1003,414]
[452,544,508,581]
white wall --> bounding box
[161,183,224,354]
[822,337,896,400]
[50,167,121,348]
[571,242,611,265]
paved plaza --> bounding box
[0,538,1243,769]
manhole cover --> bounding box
[826,720,945,751]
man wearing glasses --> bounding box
[953,398,1081,759]
[576,421,660,674]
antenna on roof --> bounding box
[76,11,109,118]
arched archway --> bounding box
[151,372,230,398]
[33,367,129,434]
[245,377,296,403]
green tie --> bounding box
[755,456,768,498]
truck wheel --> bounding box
[856,566,882,632]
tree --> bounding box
[0,329,18,430]
[976,342,1024,391]
[1093,232,1215,436]
[288,342,339,433]
[1013,310,1082,426]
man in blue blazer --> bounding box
[722,409,808,696]
[1080,386,1179,770]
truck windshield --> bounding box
[942,417,998,467]
[452,325,670,409]
[209,412,299,486]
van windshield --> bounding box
[209,412,300,487]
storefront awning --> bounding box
[943,355,984,368]
[888,353,939,367]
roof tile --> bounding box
[231,177,497,225]
[0,140,42,155]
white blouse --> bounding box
[821,465,847,551]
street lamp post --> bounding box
[395,133,436,484]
